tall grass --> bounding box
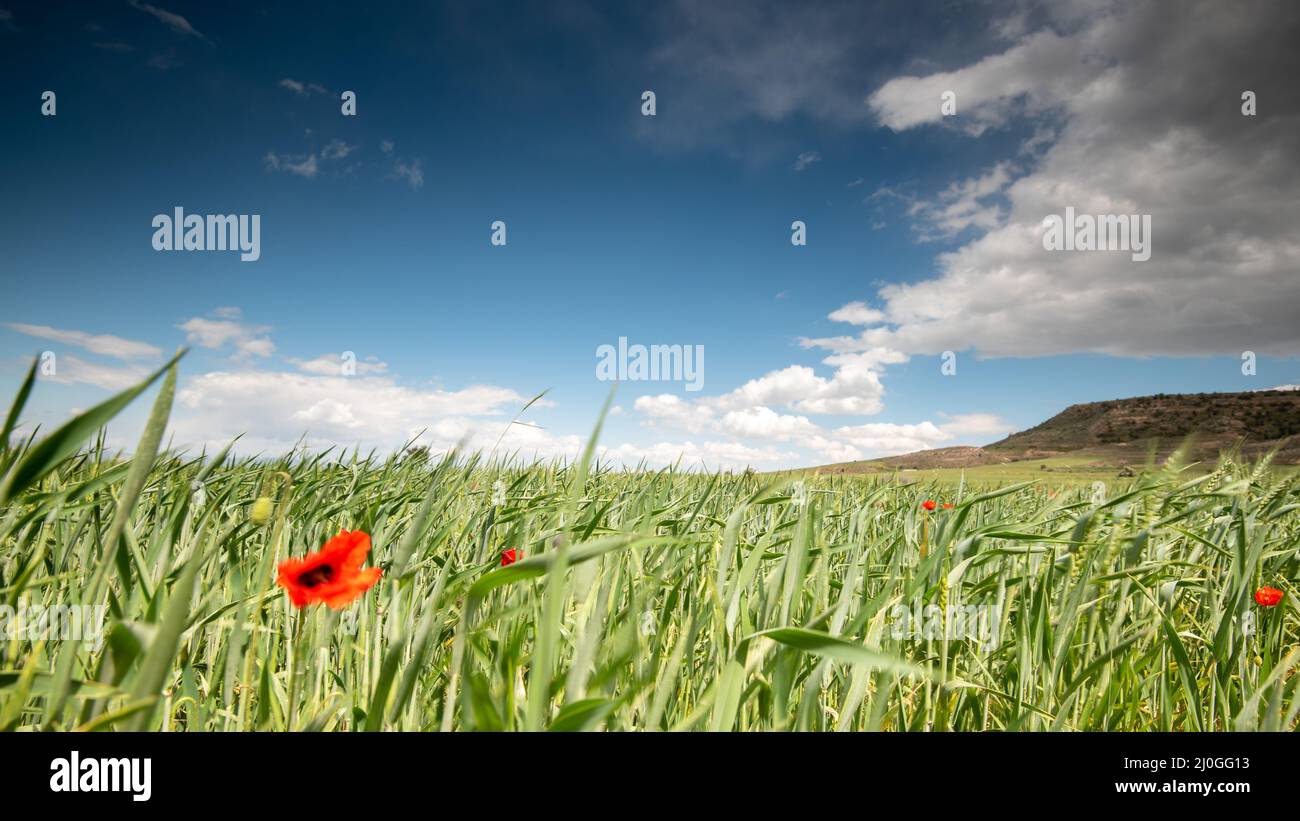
[0,358,1297,731]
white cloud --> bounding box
[868,29,1088,136]
[793,150,821,171]
[177,315,275,359]
[634,393,715,432]
[937,413,1016,439]
[291,353,388,376]
[264,151,318,179]
[832,421,951,455]
[829,414,1015,456]
[128,0,207,41]
[38,355,150,392]
[857,1,1300,359]
[907,162,1014,240]
[321,139,356,161]
[172,370,535,455]
[627,355,1012,464]
[719,406,818,441]
[293,398,362,429]
[3,323,161,360]
[826,302,884,326]
[714,346,908,416]
[393,158,424,190]
[617,303,996,463]
[264,135,356,180]
[278,78,329,97]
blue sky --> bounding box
[1,1,1297,468]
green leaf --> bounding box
[747,627,931,679]
[0,357,38,459]
[0,349,185,505]
[125,529,208,729]
[548,697,619,732]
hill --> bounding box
[806,388,1300,477]
[987,390,1300,455]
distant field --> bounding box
[794,454,1118,486]
[797,454,1300,488]
[888,456,1122,486]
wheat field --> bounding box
[1,355,1297,732]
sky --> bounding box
[0,0,1297,469]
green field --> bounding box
[802,454,1300,488]
[899,458,1116,485]
[1,357,1298,731]
[800,455,1120,487]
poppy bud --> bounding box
[251,496,274,526]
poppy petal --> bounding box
[276,529,382,609]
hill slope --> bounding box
[987,390,1300,455]
[807,389,1300,475]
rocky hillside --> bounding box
[806,388,1300,473]
[986,389,1300,457]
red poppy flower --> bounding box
[501,548,521,566]
[277,529,383,609]
[942,503,953,509]
[922,500,936,511]
[1255,586,1284,607]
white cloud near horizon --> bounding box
[36,356,151,392]
[173,370,536,452]
[166,368,823,470]
[291,353,389,376]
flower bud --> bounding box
[250,496,274,526]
